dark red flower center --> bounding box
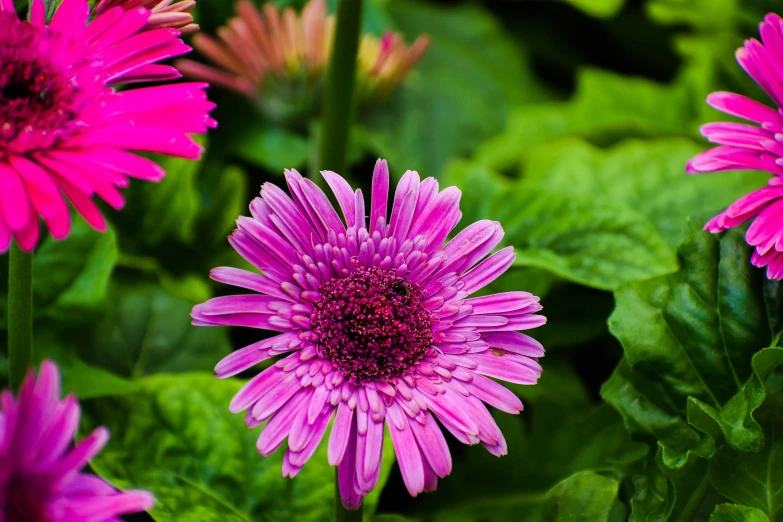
[2,473,52,522]
[311,267,433,385]
[0,52,75,139]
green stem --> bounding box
[8,243,33,391]
[671,470,709,522]
[335,468,363,522]
[318,0,364,177]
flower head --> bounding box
[687,13,783,279]
[0,0,215,252]
[94,0,199,35]
[192,160,545,509]
[176,0,428,121]
[0,360,154,520]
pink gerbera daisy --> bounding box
[93,0,198,35]
[192,160,546,509]
[0,0,215,252]
[0,360,154,520]
[687,13,783,279]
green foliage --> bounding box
[432,471,624,522]
[475,69,699,171]
[86,373,395,521]
[444,160,678,290]
[233,124,310,173]
[361,0,550,177]
[603,218,782,468]
[84,279,231,379]
[710,505,771,522]
[562,0,626,18]
[708,401,783,521]
[523,139,767,248]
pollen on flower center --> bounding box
[0,50,75,139]
[311,267,433,385]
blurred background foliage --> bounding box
[3,0,783,520]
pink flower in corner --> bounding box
[0,360,154,520]
[687,13,783,279]
[0,0,215,252]
[93,0,199,35]
[192,160,546,509]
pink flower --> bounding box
[93,0,199,35]
[687,13,783,279]
[192,160,546,509]
[0,0,215,252]
[175,0,428,117]
[0,360,154,520]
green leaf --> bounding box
[475,69,698,171]
[603,218,783,467]
[83,279,231,379]
[406,363,645,518]
[710,505,771,522]
[561,0,626,18]
[442,159,677,290]
[138,154,202,246]
[523,139,767,248]
[32,218,118,321]
[624,448,709,522]
[232,124,310,173]
[35,334,133,399]
[708,401,783,522]
[363,0,550,176]
[495,182,677,291]
[689,348,783,453]
[197,165,249,251]
[646,0,739,30]
[86,373,395,521]
[430,471,623,522]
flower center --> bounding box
[311,267,433,385]
[0,50,75,140]
[2,473,51,522]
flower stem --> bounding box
[318,0,364,177]
[8,242,33,391]
[335,468,363,522]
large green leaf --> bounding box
[710,505,771,522]
[35,334,133,400]
[496,183,677,291]
[603,219,783,467]
[430,471,623,522]
[86,373,395,521]
[362,0,550,177]
[83,278,231,379]
[708,401,783,522]
[0,219,118,329]
[646,0,739,30]
[475,69,698,171]
[441,159,677,290]
[561,0,626,18]
[138,154,201,247]
[232,124,310,173]
[689,348,783,453]
[32,219,118,321]
[622,447,708,522]
[523,139,767,248]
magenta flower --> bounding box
[687,13,783,279]
[0,0,215,253]
[0,360,154,520]
[192,160,546,509]
[93,0,199,35]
